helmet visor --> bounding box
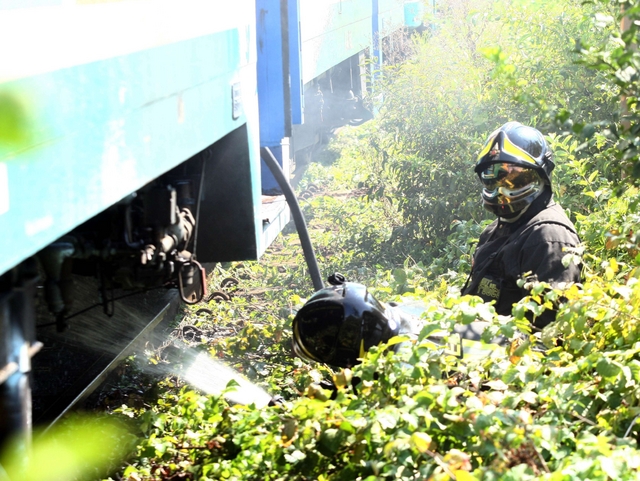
[480,163,545,217]
[479,163,541,193]
[292,304,369,367]
[292,304,344,363]
[291,283,395,368]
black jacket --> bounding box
[462,190,581,329]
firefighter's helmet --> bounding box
[292,282,398,368]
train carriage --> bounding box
[0,0,424,449]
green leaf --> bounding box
[455,472,480,481]
[410,432,432,453]
[1,415,130,481]
[317,428,344,457]
[0,90,30,147]
[393,268,408,284]
[596,358,621,379]
[376,411,398,431]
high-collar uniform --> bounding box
[462,190,581,329]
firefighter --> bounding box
[291,123,580,369]
[462,122,581,329]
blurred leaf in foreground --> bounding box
[0,90,30,147]
[0,414,132,481]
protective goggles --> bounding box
[479,163,542,193]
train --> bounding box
[0,0,427,448]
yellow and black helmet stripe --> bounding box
[476,130,538,167]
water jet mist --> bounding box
[173,349,273,408]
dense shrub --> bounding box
[353,0,617,264]
[106,1,640,480]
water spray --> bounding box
[180,351,273,408]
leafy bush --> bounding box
[573,0,640,180]
[353,0,617,264]
[118,280,640,480]
[104,1,640,480]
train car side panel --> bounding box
[0,0,262,276]
[378,0,405,34]
[299,0,373,84]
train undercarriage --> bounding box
[0,126,264,450]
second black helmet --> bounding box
[292,282,399,368]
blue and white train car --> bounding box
[0,0,422,447]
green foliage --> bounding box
[572,0,640,181]
[350,0,617,265]
[117,281,640,480]
[0,89,30,148]
[0,415,132,481]
[103,1,640,480]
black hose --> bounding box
[260,147,324,291]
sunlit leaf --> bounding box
[0,90,30,147]
[1,416,130,481]
[410,432,432,453]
